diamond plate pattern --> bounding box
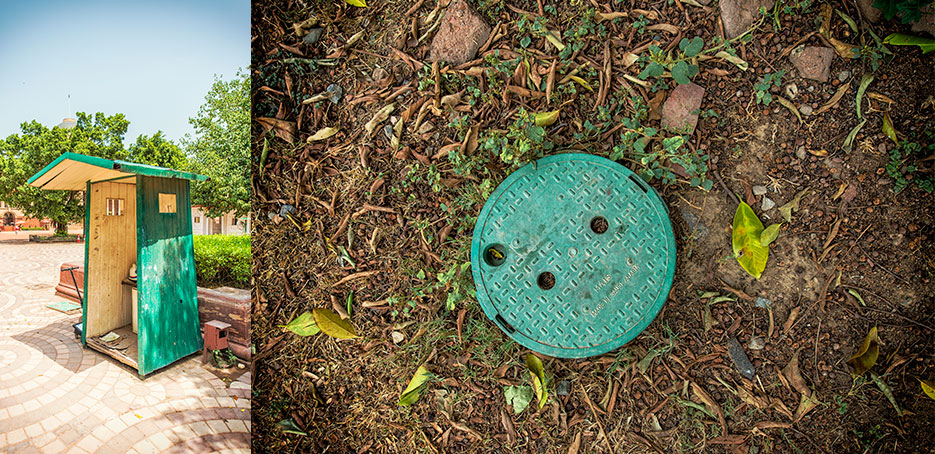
[471,154,676,358]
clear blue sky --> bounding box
[0,0,249,145]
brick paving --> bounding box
[0,235,251,453]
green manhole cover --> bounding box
[471,153,676,358]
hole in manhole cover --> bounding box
[484,244,506,266]
[590,216,608,234]
[537,272,555,290]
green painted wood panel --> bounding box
[136,176,202,376]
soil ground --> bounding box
[250,1,935,452]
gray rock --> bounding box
[838,70,851,82]
[762,197,776,211]
[662,82,706,134]
[326,84,343,104]
[557,380,571,396]
[728,337,756,379]
[428,0,491,65]
[789,46,835,82]
[679,206,710,240]
[303,27,324,45]
[752,185,768,196]
[755,297,772,308]
[720,0,775,39]
[800,104,814,116]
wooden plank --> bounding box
[85,181,137,338]
[86,324,138,369]
[136,176,202,375]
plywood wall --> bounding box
[85,179,137,338]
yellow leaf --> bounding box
[920,379,935,400]
[544,29,565,51]
[312,308,359,339]
[284,311,319,336]
[308,126,339,142]
[398,365,432,406]
[345,0,367,7]
[760,223,782,247]
[526,353,548,409]
[847,326,879,376]
[882,112,898,145]
[732,202,768,279]
[534,110,561,126]
[568,76,593,92]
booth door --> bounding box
[136,176,202,375]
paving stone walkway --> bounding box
[0,236,251,453]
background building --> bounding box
[191,206,251,235]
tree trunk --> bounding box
[54,220,68,235]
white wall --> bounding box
[191,206,251,235]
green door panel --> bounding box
[136,176,202,375]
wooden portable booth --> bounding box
[28,152,208,377]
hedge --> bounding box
[193,234,251,289]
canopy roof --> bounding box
[27,152,208,191]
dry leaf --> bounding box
[312,308,359,339]
[815,83,849,115]
[775,96,802,123]
[256,117,297,143]
[783,350,811,397]
[847,326,879,376]
[534,109,561,126]
[793,392,820,422]
[920,379,935,400]
[364,104,395,136]
[308,126,339,142]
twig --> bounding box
[714,170,740,205]
[579,383,614,453]
[856,243,909,284]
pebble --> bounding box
[303,27,324,45]
[784,84,799,99]
[755,297,772,308]
[762,197,776,211]
[800,104,814,116]
[752,185,768,196]
[557,380,571,396]
[748,336,766,350]
[838,70,851,82]
[796,146,807,160]
[727,337,756,379]
[382,123,395,141]
[326,83,343,104]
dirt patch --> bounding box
[251,1,935,453]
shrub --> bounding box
[193,234,251,288]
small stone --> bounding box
[371,67,388,82]
[326,84,343,104]
[754,297,772,309]
[557,380,571,396]
[748,336,766,351]
[417,121,435,134]
[391,331,405,344]
[428,0,491,65]
[727,337,756,379]
[382,123,395,141]
[837,70,851,82]
[662,82,706,134]
[762,197,776,211]
[279,204,296,217]
[796,146,807,160]
[789,46,834,82]
[784,83,799,99]
[237,363,246,369]
[679,206,709,240]
[303,27,324,45]
[800,104,814,116]
[752,185,768,196]
[856,0,882,22]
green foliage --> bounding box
[873,0,933,24]
[886,129,935,193]
[187,70,251,218]
[128,131,188,169]
[638,39,703,85]
[732,202,769,279]
[474,108,553,169]
[192,234,251,288]
[754,70,785,105]
[0,112,130,234]
[883,32,935,53]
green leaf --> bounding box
[882,112,898,145]
[883,33,935,54]
[345,0,367,7]
[284,311,320,336]
[276,418,307,435]
[346,291,354,316]
[835,9,858,32]
[732,202,768,279]
[312,308,359,338]
[680,36,704,57]
[504,385,534,414]
[847,326,879,376]
[760,223,782,247]
[847,289,866,306]
[670,61,698,85]
[568,76,593,92]
[526,353,548,409]
[639,62,664,79]
[398,365,432,406]
[534,109,561,126]
[842,119,867,153]
[856,74,874,119]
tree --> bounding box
[185,70,250,218]
[128,131,188,169]
[0,112,130,234]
